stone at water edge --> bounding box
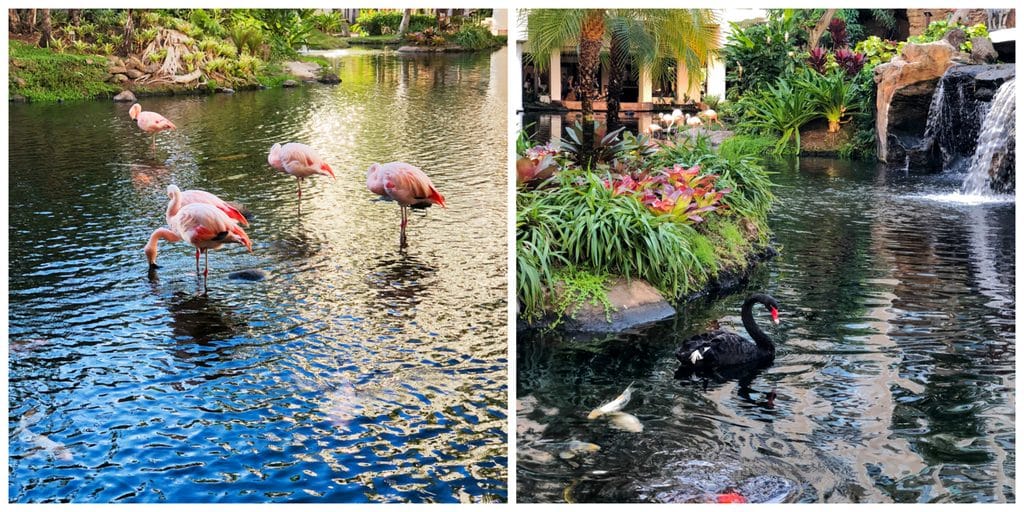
[216,87,235,94]
[113,90,137,102]
[282,80,298,88]
[125,69,145,80]
[557,277,676,333]
[318,73,341,85]
[228,269,270,281]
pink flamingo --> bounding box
[165,185,249,227]
[366,162,446,247]
[129,103,177,146]
[145,199,253,289]
[268,143,336,209]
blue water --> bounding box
[8,48,508,503]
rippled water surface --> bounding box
[9,48,508,503]
[518,157,1014,503]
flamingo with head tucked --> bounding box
[366,162,445,247]
[165,185,249,227]
[129,103,176,146]
[268,142,335,210]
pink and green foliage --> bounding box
[834,48,865,76]
[516,144,560,187]
[827,18,848,49]
[807,47,828,74]
[605,164,730,224]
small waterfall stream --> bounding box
[962,78,1016,195]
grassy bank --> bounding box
[9,41,118,102]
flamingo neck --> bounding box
[166,188,182,221]
[144,227,178,265]
[741,296,775,352]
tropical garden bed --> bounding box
[516,125,776,330]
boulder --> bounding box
[14,76,27,88]
[970,37,998,64]
[216,87,235,94]
[125,68,145,80]
[113,90,137,102]
[110,73,130,84]
[10,94,27,103]
[941,28,967,51]
[558,278,676,333]
[318,73,341,84]
[145,62,161,74]
[282,79,298,88]
[108,65,128,75]
[127,56,146,71]
[874,41,958,163]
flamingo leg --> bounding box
[195,248,201,275]
[399,206,408,249]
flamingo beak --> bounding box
[232,227,253,253]
[322,163,336,180]
[770,307,780,325]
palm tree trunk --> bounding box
[120,9,134,56]
[38,9,51,48]
[578,10,605,169]
[398,9,411,35]
[606,31,628,135]
[9,9,21,33]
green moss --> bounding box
[9,41,118,102]
[688,233,720,276]
[552,268,614,327]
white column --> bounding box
[639,67,653,103]
[549,115,562,148]
[707,56,726,100]
[512,42,524,128]
[549,51,561,102]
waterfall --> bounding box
[962,79,1015,195]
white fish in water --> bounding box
[607,412,644,433]
[587,382,635,419]
[14,408,72,461]
[557,440,601,459]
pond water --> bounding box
[8,48,508,503]
[517,157,1015,503]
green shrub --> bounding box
[796,68,860,133]
[354,10,435,36]
[908,20,988,52]
[452,24,503,50]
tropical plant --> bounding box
[606,164,729,224]
[797,68,859,133]
[560,121,627,168]
[908,20,989,52]
[834,48,865,76]
[826,18,848,49]
[734,76,819,154]
[451,24,502,50]
[723,10,804,100]
[517,144,560,187]
[854,36,903,67]
[807,46,828,73]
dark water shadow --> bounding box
[366,251,437,311]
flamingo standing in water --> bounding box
[164,185,249,228]
[268,142,336,210]
[145,187,253,290]
[129,103,176,146]
[366,161,446,247]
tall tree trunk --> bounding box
[29,9,36,32]
[606,31,628,135]
[578,9,605,169]
[9,9,20,33]
[120,9,134,57]
[38,9,51,47]
[398,8,411,35]
[807,9,837,49]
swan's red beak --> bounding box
[770,307,779,325]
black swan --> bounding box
[676,293,780,372]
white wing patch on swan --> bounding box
[689,347,710,365]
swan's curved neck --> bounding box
[741,297,775,351]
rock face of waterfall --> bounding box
[962,78,1015,194]
[908,64,1015,172]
